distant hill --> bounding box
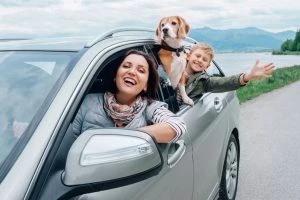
[189,27,296,52]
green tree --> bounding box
[281,40,288,51]
[281,39,294,51]
[297,43,300,51]
[288,39,294,50]
[292,29,300,51]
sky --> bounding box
[0,0,299,38]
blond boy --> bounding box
[177,43,275,106]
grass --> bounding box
[237,65,300,103]
[272,50,300,55]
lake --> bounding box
[214,52,300,75]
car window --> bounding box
[0,51,76,166]
[206,60,225,77]
[83,44,180,112]
[147,44,227,110]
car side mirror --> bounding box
[63,128,162,186]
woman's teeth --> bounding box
[124,77,136,85]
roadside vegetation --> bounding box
[272,29,300,55]
[272,50,300,55]
[237,65,300,103]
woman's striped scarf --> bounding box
[104,92,145,127]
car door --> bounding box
[186,92,230,200]
[149,44,231,199]
[182,62,231,200]
[143,49,194,200]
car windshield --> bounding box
[0,51,75,165]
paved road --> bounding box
[236,81,300,200]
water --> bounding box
[214,52,300,75]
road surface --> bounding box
[236,81,300,200]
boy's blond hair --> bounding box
[190,43,214,61]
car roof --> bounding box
[0,28,157,52]
[0,37,92,51]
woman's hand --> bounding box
[137,123,177,143]
[244,60,276,82]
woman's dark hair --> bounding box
[109,49,159,101]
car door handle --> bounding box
[214,97,223,112]
[168,140,186,168]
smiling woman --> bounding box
[72,49,186,143]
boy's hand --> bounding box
[182,95,194,106]
[244,60,276,82]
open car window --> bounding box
[147,44,227,110]
[206,60,225,77]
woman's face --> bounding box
[115,54,149,101]
[187,48,211,73]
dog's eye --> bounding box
[171,22,177,25]
[161,23,165,27]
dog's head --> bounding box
[156,16,190,46]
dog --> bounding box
[156,16,194,106]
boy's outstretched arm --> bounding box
[241,60,276,84]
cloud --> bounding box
[0,0,299,38]
[0,0,61,7]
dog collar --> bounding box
[161,40,185,57]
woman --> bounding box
[73,50,186,143]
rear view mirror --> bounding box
[63,129,162,186]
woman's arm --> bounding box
[72,95,91,136]
[138,122,177,143]
[139,104,186,143]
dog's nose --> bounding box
[162,28,168,34]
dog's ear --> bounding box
[177,16,190,39]
[185,51,191,61]
[155,19,163,43]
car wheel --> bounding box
[219,134,239,200]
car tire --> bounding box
[219,134,239,200]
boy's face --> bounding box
[186,49,212,73]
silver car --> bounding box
[0,28,240,200]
